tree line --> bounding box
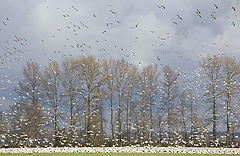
[0,54,240,147]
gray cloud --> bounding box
[0,0,240,107]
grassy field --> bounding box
[0,153,238,156]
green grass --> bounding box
[0,153,238,156]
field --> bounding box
[0,147,240,156]
[0,153,239,156]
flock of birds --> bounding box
[0,2,238,66]
[0,1,239,109]
[0,1,239,149]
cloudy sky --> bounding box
[0,0,240,108]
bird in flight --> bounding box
[157,5,166,9]
[177,15,183,20]
[173,21,178,25]
[130,24,139,29]
[110,10,117,14]
[3,21,7,26]
[211,14,216,20]
[196,9,202,18]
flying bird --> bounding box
[211,14,216,20]
[173,21,178,25]
[177,15,183,20]
[158,5,166,9]
[110,10,117,14]
[196,9,202,18]
[130,24,139,28]
[214,4,219,9]
[197,9,200,14]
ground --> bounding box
[0,153,238,156]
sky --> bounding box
[0,0,240,109]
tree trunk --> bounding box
[110,93,114,142]
[87,92,92,145]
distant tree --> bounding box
[186,88,196,145]
[0,111,10,147]
[0,111,3,137]
[61,58,79,145]
[73,55,107,146]
[161,65,178,145]
[8,102,28,147]
[200,55,222,145]
[5,54,240,147]
[138,66,148,144]
[91,89,106,146]
[114,59,129,146]
[221,55,240,146]
[145,64,160,142]
[125,65,138,144]
[103,58,116,142]
[137,64,160,144]
[177,91,188,145]
[41,61,62,146]
[14,62,45,147]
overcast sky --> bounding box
[0,0,240,108]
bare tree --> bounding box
[137,64,160,144]
[41,61,62,146]
[8,102,28,147]
[14,62,45,147]
[103,58,116,142]
[186,88,196,145]
[221,55,240,146]
[73,55,106,146]
[200,55,222,145]
[4,54,240,147]
[61,58,79,145]
[125,65,138,144]
[91,89,106,146]
[145,64,160,143]
[114,59,129,146]
[177,91,188,145]
[161,65,178,144]
[138,66,148,144]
